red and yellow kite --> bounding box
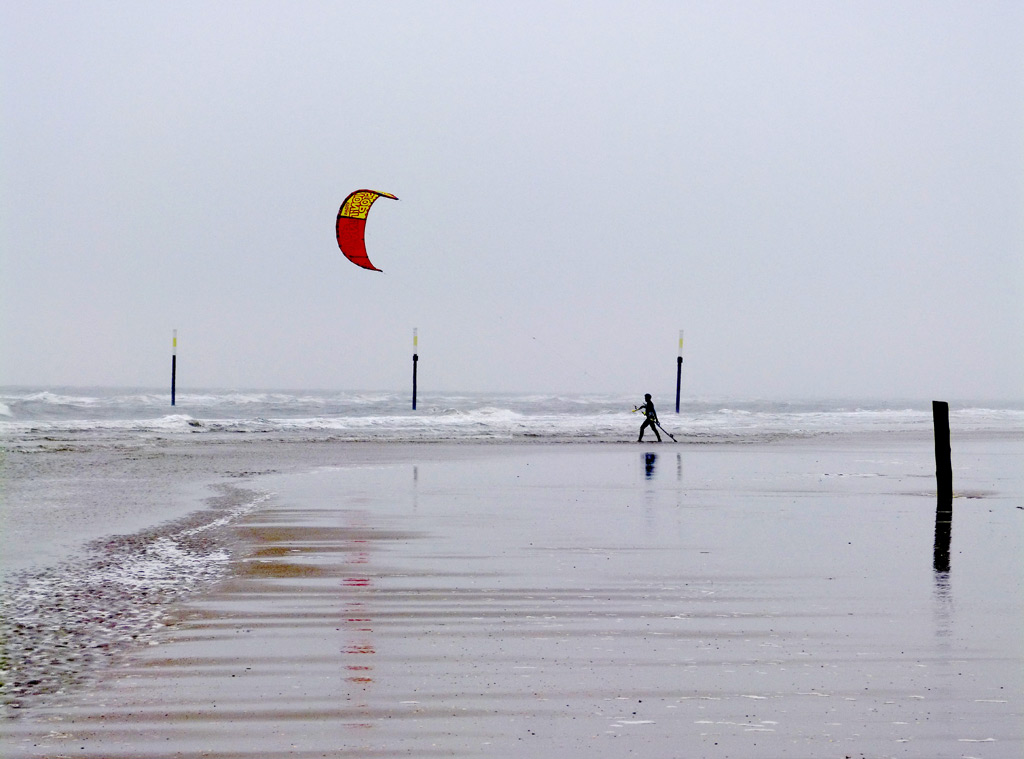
[335,189,398,272]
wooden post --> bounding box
[932,400,953,572]
[675,330,683,413]
[933,401,953,501]
[412,328,419,411]
[171,329,177,407]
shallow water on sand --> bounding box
[2,439,1021,758]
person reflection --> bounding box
[644,452,657,479]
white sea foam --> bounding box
[84,537,229,589]
[0,486,273,709]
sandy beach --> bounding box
[2,436,1021,758]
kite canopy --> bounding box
[335,189,398,272]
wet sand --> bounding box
[3,438,1022,758]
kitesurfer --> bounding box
[636,393,661,443]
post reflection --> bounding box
[933,496,952,574]
[412,465,419,510]
[932,492,954,642]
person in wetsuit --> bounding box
[637,393,661,442]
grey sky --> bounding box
[3,1,1022,399]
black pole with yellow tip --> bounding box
[171,330,177,407]
[675,330,683,413]
[412,328,419,411]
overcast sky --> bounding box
[2,1,1022,399]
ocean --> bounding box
[3,386,1021,443]
[1,387,1021,719]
